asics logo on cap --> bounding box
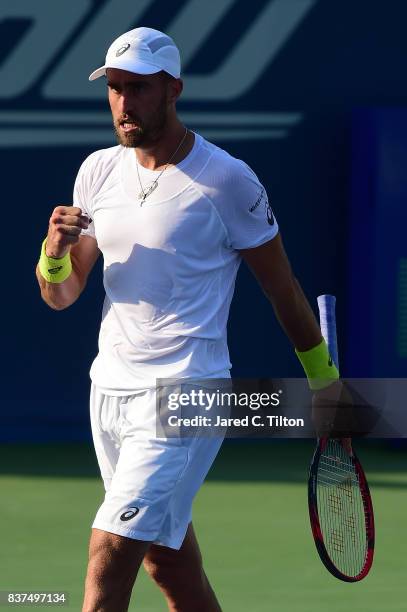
[116,43,130,57]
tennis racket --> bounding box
[308,294,375,582]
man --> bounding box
[36,27,339,612]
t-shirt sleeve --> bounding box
[214,158,279,250]
[73,154,97,240]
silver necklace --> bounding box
[136,127,188,205]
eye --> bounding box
[107,83,120,94]
[132,82,148,92]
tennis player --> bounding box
[36,27,339,612]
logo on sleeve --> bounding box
[249,187,275,226]
[266,199,275,225]
[249,187,265,213]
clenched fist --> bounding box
[46,206,91,258]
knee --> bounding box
[144,547,204,589]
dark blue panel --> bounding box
[348,109,407,376]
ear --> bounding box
[167,78,183,104]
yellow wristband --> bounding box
[38,237,72,283]
[295,338,339,390]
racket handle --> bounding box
[317,294,339,370]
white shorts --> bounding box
[89,382,224,550]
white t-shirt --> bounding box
[74,132,279,395]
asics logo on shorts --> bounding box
[120,507,140,521]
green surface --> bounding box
[0,441,406,611]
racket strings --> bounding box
[316,440,368,578]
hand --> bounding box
[46,206,90,258]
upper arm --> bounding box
[239,232,295,298]
[70,153,102,292]
[209,155,278,250]
[70,235,100,292]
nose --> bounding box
[117,88,137,117]
[118,92,131,116]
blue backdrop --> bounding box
[1,0,406,440]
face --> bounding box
[106,68,176,148]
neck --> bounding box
[135,121,193,171]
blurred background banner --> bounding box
[2,0,407,440]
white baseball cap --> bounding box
[89,27,181,81]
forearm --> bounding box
[36,207,97,309]
[263,273,322,351]
[36,261,82,310]
[241,235,337,386]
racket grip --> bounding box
[317,295,339,370]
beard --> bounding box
[113,95,168,148]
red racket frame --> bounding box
[308,437,375,582]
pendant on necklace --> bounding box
[138,181,158,202]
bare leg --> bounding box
[82,528,151,612]
[143,523,222,612]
